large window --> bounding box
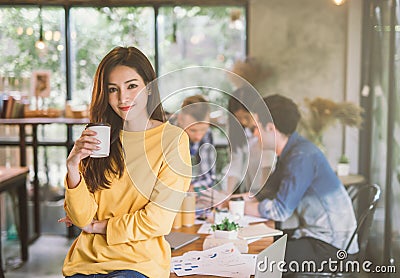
[158,6,246,75]
[0,6,66,109]
[0,6,69,193]
[69,7,155,105]
[157,6,246,117]
[0,4,246,111]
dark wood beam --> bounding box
[0,0,248,7]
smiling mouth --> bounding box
[119,104,135,112]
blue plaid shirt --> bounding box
[189,129,216,192]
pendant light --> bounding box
[333,0,346,5]
[35,5,46,50]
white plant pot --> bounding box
[214,230,238,239]
[337,163,350,176]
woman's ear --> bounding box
[146,85,152,95]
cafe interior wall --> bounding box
[248,0,362,172]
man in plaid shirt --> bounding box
[175,95,216,194]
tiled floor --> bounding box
[4,235,73,278]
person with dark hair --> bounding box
[59,46,191,278]
[175,94,216,193]
[242,94,358,272]
[225,87,274,194]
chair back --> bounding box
[289,184,381,278]
[344,183,381,260]
[290,184,381,278]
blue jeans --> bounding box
[66,270,148,278]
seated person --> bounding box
[171,95,216,215]
[225,86,275,195]
[243,94,358,272]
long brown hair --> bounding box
[81,46,165,192]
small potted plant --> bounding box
[211,217,240,239]
[337,154,350,176]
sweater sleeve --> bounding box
[64,174,98,228]
[106,131,191,245]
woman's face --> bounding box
[107,65,148,121]
[234,109,256,130]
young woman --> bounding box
[60,46,191,278]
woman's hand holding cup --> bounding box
[66,123,110,188]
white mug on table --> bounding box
[229,196,245,221]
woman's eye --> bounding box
[108,87,118,93]
[128,84,138,89]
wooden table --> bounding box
[339,174,366,187]
[170,221,274,278]
[0,166,29,277]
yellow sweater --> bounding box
[62,122,191,278]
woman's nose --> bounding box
[119,88,130,103]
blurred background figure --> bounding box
[225,86,274,194]
[171,95,216,217]
[243,94,358,273]
[224,57,274,195]
[176,95,216,193]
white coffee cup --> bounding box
[229,197,245,220]
[86,123,111,158]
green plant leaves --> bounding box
[211,217,240,231]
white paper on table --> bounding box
[238,223,283,240]
[238,215,267,226]
[172,242,257,277]
[201,253,257,277]
[170,255,184,273]
[172,243,238,276]
[197,223,213,234]
[171,253,202,276]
